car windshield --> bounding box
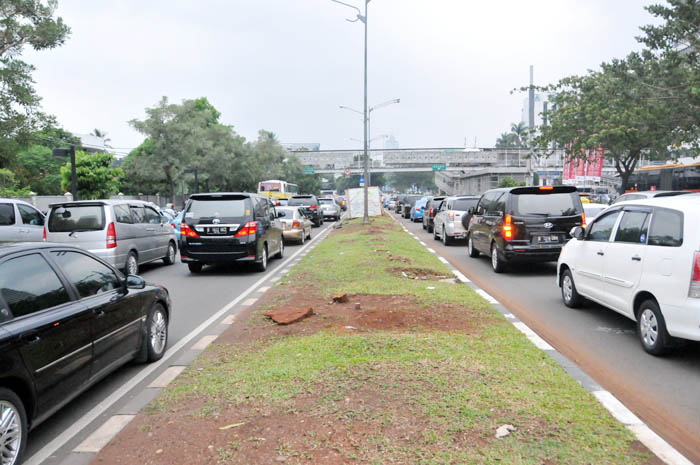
[277,208,295,218]
[318,199,334,205]
[187,198,248,218]
[512,192,581,216]
[48,205,105,232]
[289,197,314,206]
[453,199,478,211]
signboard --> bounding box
[432,163,446,171]
[563,147,605,185]
[303,167,315,174]
[346,186,381,219]
[359,176,365,187]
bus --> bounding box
[257,180,298,199]
[627,162,700,192]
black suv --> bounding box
[288,195,323,227]
[179,193,284,273]
[422,196,445,232]
[467,186,584,273]
[0,244,171,465]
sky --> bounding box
[24,0,660,154]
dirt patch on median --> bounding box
[388,266,450,280]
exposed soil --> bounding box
[388,266,450,280]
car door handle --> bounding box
[94,309,106,317]
[631,256,642,261]
[597,251,605,256]
[27,335,41,344]
[146,228,155,232]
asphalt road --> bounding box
[23,221,334,465]
[394,211,700,464]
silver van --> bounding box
[45,200,177,274]
[0,198,45,244]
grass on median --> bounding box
[132,215,650,465]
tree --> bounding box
[90,128,111,146]
[494,122,528,148]
[0,168,29,197]
[0,0,70,166]
[60,151,123,199]
[498,176,524,188]
[15,144,63,194]
[387,172,436,192]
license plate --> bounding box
[537,235,558,243]
[210,227,228,235]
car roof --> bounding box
[445,195,479,200]
[613,195,700,210]
[189,192,254,199]
[48,199,158,208]
[583,203,609,208]
[0,242,85,258]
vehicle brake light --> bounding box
[235,221,258,237]
[42,226,46,241]
[292,220,300,228]
[416,207,421,212]
[539,186,554,190]
[503,214,513,241]
[309,205,318,210]
[429,207,435,217]
[581,213,587,228]
[106,222,117,249]
[180,222,199,238]
[170,223,176,229]
[690,252,700,298]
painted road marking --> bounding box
[270,276,281,283]
[23,224,334,465]
[73,415,135,453]
[512,322,554,351]
[452,270,471,283]
[475,289,499,305]
[426,248,436,254]
[191,335,218,351]
[148,366,186,388]
[503,313,517,320]
[221,314,236,325]
[438,256,449,265]
[258,286,271,293]
[242,298,258,306]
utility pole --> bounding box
[69,145,78,201]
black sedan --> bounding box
[0,243,171,465]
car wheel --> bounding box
[638,300,670,356]
[125,252,139,275]
[275,240,284,259]
[146,303,168,362]
[187,263,203,273]
[491,242,506,273]
[467,235,479,258]
[162,241,176,265]
[256,245,268,272]
[299,232,305,245]
[442,227,452,246]
[561,268,583,308]
[422,221,426,230]
[433,224,439,241]
[307,228,312,240]
[0,388,27,465]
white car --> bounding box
[557,196,700,355]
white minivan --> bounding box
[557,196,700,355]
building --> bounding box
[281,142,321,152]
[521,92,554,129]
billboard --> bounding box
[563,147,605,185]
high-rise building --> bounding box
[383,135,399,150]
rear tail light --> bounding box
[292,220,300,228]
[106,222,117,249]
[235,221,258,237]
[181,222,199,238]
[415,207,421,212]
[429,207,435,217]
[170,223,176,229]
[690,252,700,298]
[539,186,554,190]
[503,214,513,241]
[42,226,46,241]
[581,213,587,228]
[309,205,318,210]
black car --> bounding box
[422,196,445,233]
[467,186,585,273]
[0,244,170,465]
[401,195,424,219]
[288,195,324,227]
[179,193,284,273]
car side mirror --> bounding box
[468,207,475,215]
[569,226,585,240]
[277,211,285,218]
[126,275,146,290]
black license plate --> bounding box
[210,227,228,235]
[537,235,559,243]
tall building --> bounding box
[383,135,399,150]
[520,93,553,129]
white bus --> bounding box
[257,180,298,199]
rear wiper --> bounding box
[68,229,95,236]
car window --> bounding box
[512,192,580,216]
[277,209,293,218]
[587,210,621,242]
[17,204,44,226]
[477,193,495,215]
[187,198,249,219]
[253,198,266,220]
[614,211,650,244]
[144,207,161,224]
[288,197,315,206]
[130,206,147,224]
[648,208,683,247]
[0,203,15,226]
[318,199,334,205]
[0,253,71,318]
[48,205,106,232]
[114,204,134,224]
[50,250,121,298]
[486,194,504,215]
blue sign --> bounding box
[359,177,364,183]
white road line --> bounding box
[257,286,270,293]
[426,248,436,254]
[592,391,643,425]
[221,314,236,325]
[512,322,555,351]
[241,298,258,306]
[475,289,499,305]
[148,366,185,388]
[438,256,449,265]
[191,335,218,351]
[451,270,471,283]
[23,225,333,465]
[503,313,517,320]
[418,241,426,246]
[270,276,281,283]
[73,415,135,453]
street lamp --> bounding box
[52,145,78,200]
[331,0,371,224]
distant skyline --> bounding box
[25,1,659,155]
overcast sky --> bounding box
[24,0,659,154]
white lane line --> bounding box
[592,391,643,425]
[73,415,135,453]
[426,248,436,254]
[23,224,334,465]
[221,314,236,325]
[270,276,281,283]
[242,298,258,306]
[476,289,499,305]
[503,313,517,320]
[512,322,555,351]
[257,286,271,293]
[452,270,471,283]
[191,335,218,351]
[418,241,426,246]
[148,366,186,388]
[438,256,449,265]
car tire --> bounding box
[275,240,284,259]
[187,263,203,273]
[638,299,670,356]
[433,225,440,241]
[125,252,139,275]
[491,242,506,273]
[442,227,452,246]
[307,229,312,240]
[422,221,426,230]
[162,241,176,265]
[0,387,27,465]
[561,268,583,308]
[467,235,479,258]
[299,232,305,245]
[145,303,168,362]
[256,245,268,272]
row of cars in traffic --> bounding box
[390,188,700,356]
[0,191,341,464]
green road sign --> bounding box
[432,164,446,171]
[304,167,315,174]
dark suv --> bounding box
[179,193,284,273]
[288,195,323,227]
[401,195,424,219]
[422,196,445,232]
[467,186,585,273]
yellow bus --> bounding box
[257,180,298,199]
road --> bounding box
[393,211,700,464]
[23,221,334,465]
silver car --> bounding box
[0,198,45,244]
[433,196,479,245]
[318,197,341,221]
[45,200,177,274]
[276,206,313,244]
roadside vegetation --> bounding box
[96,215,654,465]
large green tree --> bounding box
[60,151,123,200]
[0,0,70,166]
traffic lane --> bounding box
[25,221,333,463]
[396,212,700,463]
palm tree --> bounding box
[510,122,529,147]
[90,128,112,147]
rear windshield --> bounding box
[187,198,249,218]
[289,197,315,206]
[48,205,106,232]
[259,182,281,192]
[512,193,581,216]
[277,209,294,218]
[0,203,15,226]
[453,199,478,211]
[318,199,334,205]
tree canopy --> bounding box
[60,151,123,200]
